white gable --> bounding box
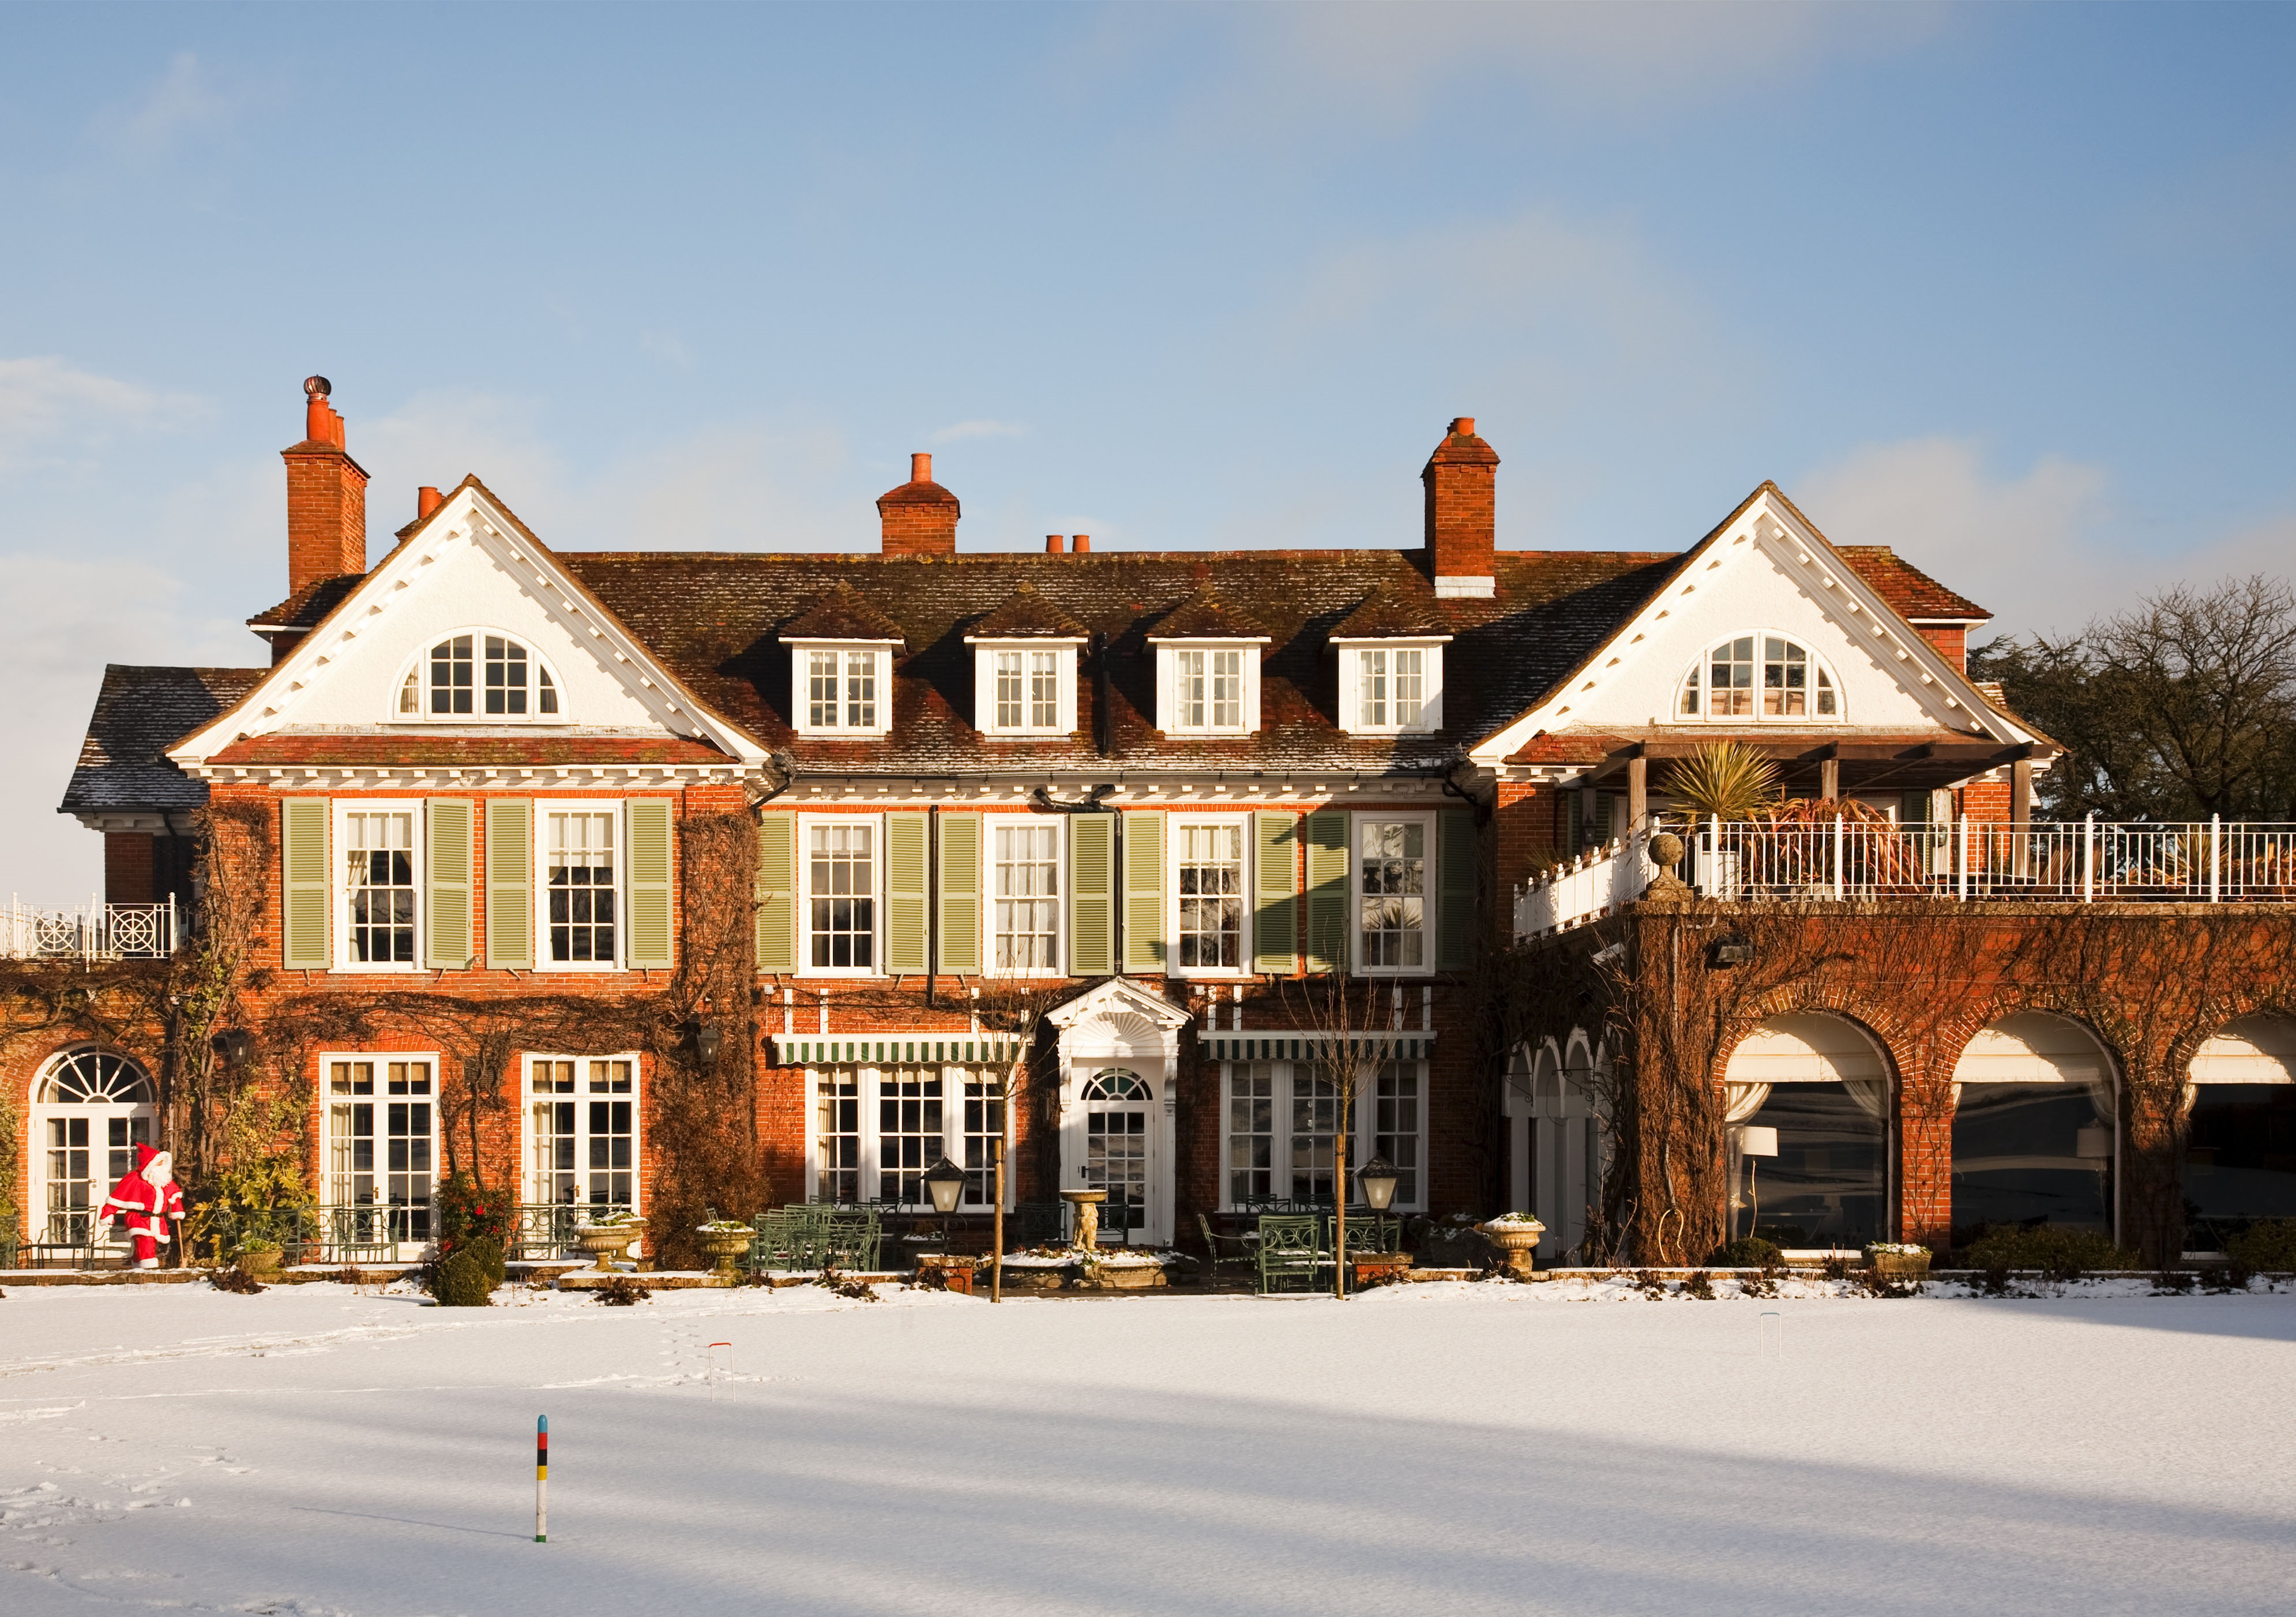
[1471,486,2031,766]
[168,484,764,765]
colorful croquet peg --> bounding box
[535,1415,548,1543]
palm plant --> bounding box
[1662,741,1780,823]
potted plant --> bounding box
[1863,1241,1932,1281]
[574,1209,647,1272]
[235,1237,286,1277]
[1478,1211,1546,1275]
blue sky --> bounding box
[3,2,2292,893]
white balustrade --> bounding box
[1,895,177,961]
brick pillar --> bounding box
[1899,1086,1955,1247]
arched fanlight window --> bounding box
[36,1046,157,1105]
[1080,1070,1151,1102]
[397,634,559,718]
[1679,635,1837,719]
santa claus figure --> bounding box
[99,1143,185,1269]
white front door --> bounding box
[1077,1069,1160,1244]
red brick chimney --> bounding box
[281,376,369,596]
[877,452,960,557]
[1422,416,1498,599]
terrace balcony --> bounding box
[1514,817,2296,939]
[1,896,179,962]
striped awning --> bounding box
[769,1035,1023,1068]
[1199,1033,1434,1063]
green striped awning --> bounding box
[768,1036,1022,1068]
[1199,1034,1433,1063]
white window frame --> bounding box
[969,641,1080,737]
[799,812,885,978]
[1352,809,1437,978]
[1670,630,1845,724]
[987,815,1065,978]
[806,1064,1013,1211]
[1153,642,1262,735]
[521,1053,644,1214]
[787,641,895,738]
[319,1051,441,1251]
[1167,813,1253,978]
[389,629,566,724]
[1334,640,1446,736]
[334,799,423,974]
[29,1048,158,1246]
[533,798,627,973]
[1217,1057,1427,1213]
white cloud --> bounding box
[1791,437,2115,636]
[930,419,1029,444]
[0,357,202,466]
[106,52,236,160]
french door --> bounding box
[1080,1069,1159,1244]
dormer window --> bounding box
[798,646,889,734]
[1333,640,1445,735]
[966,583,1087,738]
[1147,590,1269,736]
[396,633,558,719]
[1678,635,1839,720]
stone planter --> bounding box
[696,1226,753,1275]
[576,1221,645,1273]
[1479,1219,1545,1277]
[236,1247,284,1277]
[1865,1246,1931,1282]
[1079,1259,1168,1291]
[996,1262,1076,1293]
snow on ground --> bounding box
[3,1274,2293,1616]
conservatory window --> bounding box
[812,1067,1010,1210]
[1219,1060,1427,1211]
[1679,635,1837,719]
[527,1057,638,1211]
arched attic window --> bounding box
[1679,635,1837,720]
[398,633,560,718]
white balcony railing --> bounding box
[1514,817,2296,939]
[1,896,178,962]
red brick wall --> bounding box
[104,833,155,905]
[1915,624,1967,673]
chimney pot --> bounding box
[1045,534,1065,553]
[1072,534,1091,553]
[416,486,442,519]
[1451,417,1475,437]
[912,452,932,485]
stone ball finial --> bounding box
[1649,831,1685,872]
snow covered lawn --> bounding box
[3,1276,2292,1616]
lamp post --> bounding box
[923,1155,965,1259]
[1737,1125,1778,1244]
[1356,1154,1399,1263]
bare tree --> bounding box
[1276,969,1410,1297]
[1975,574,2296,821]
[968,976,1069,1302]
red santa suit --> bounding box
[99,1143,184,1269]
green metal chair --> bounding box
[1256,1214,1328,1295]
[1195,1213,1257,1286]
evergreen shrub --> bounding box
[1708,1236,1783,1268]
[2224,1218,2296,1272]
[1963,1224,2138,1281]
[432,1245,495,1307]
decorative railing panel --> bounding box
[2,898,177,961]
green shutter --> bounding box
[939,812,981,976]
[1436,809,1477,970]
[1304,808,1350,974]
[425,798,474,969]
[627,799,673,968]
[755,811,796,975]
[1123,811,1164,973]
[282,798,330,969]
[486,798,532,969]
[885,811,929,974]
[1070,813,1114,976]
[1253,811,1298,975]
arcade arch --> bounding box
[1950,1012,2119,1239]
[1722,1013,1891,1252]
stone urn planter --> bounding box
[1079,1254,1170,1291]
[1864,1244,1932,1282]
[1479,1217,1546,1277]
[575,1220,646,1273]
[696,1224,754,1276]
[236,1246,284,1277]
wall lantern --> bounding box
[209,1029,254,1067]
[693,1024,723,1068]
[1708,933,1754,969]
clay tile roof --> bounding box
[1145,589,1271,641]
[1835,546,1990,622]
[1328,588,1448,640]
[61,665,267,813]
[967,581,1090,640]
[247,572,364,631]
[779,583,910,648]
[205,734,732,768]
